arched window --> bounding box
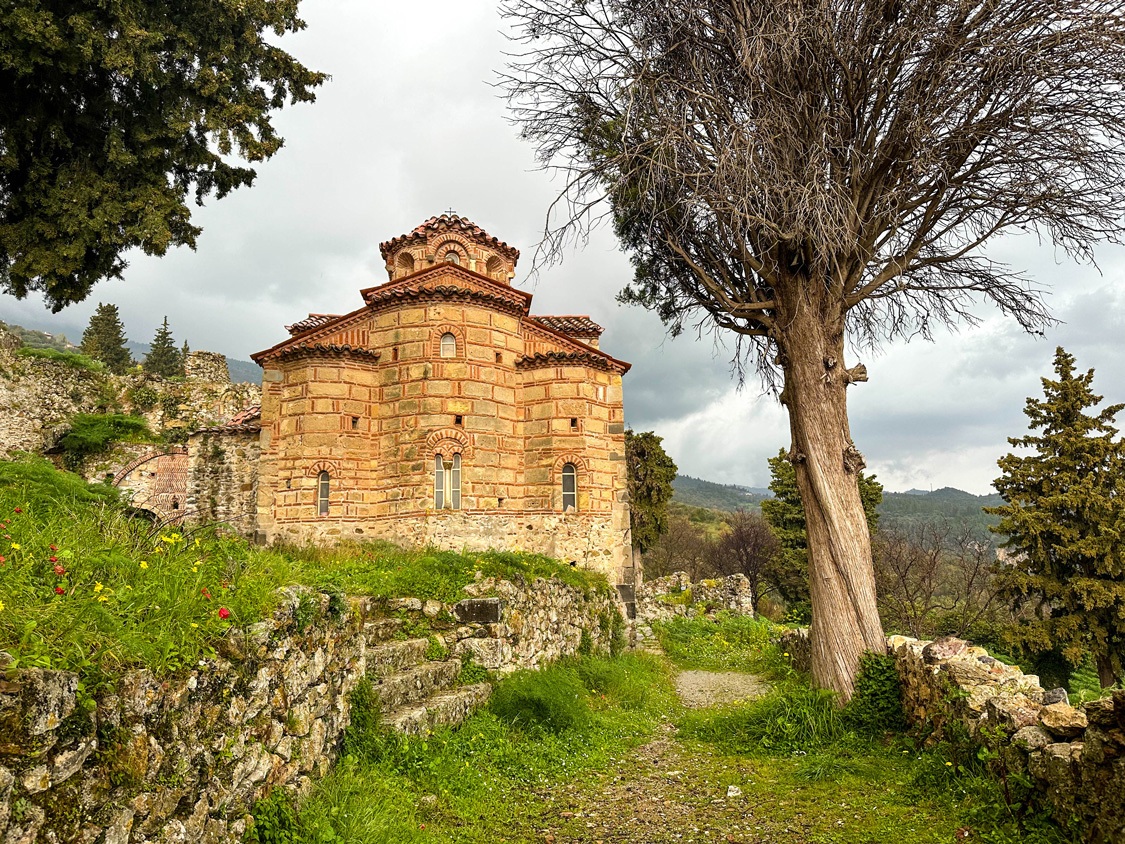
[317,471,330,516]
[561,463,577,511]
[396,251,415,275]
[440,332,457,358]
[443,250,460,265]
[434,453,461,510]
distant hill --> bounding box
[0,321,260,384]
[673,470,1004,542]
[671,474,768,511]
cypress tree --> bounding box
[80,303,132,373]
[143,317,183,378]
[988,347,1125,689]
[625,429,678,553]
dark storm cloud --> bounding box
[4,1,1125,494]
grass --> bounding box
[14,346,105,372]
[273,653,677,843]
[0,456,606,685]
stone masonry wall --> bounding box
[186,430,261,536]
[634,572,757,642]
[777,629,1124,843]
[0,576,621,843]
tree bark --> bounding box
[1096,652,1118,689]
[776,284,886,702]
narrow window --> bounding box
[444,251,460,265]
[454,414,463,426]
[570,417,579,430]
[434,454,462,510]
[440,332,456,358]
[317,471,330,516]
[495,352,503,363]
[392,346,399,361]
[351,416,360,430]
[171,497,180,511]
[562,463,577,511]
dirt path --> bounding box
[521,670,774,844]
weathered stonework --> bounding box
[633,572,757,642]
[0,575,620,842]
[186,428,262,535]
[251,214,634,583]
[777,629,1125,843]
[185,352,231,384]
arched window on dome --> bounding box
[434,453,461,510]
[440,332,457,358]
[443,250,460,265]
[317,471,330,516]
[561,463,577,512]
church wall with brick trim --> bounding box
[249,215,634,584]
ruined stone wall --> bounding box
[0,576,621,842]
[185,351,230,383]
[632,572,757,643]
[186,430,261,535]
[776,629,1125,843]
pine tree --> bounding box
[80,303,132,373]
[988,348,1125,689]
[762,449,883,612]
[143,317,183,378]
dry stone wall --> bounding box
[777,628,1124,843]
[634,572,756,642]
[0,576,621,843]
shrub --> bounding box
[844,652,907,735]
[488,664,590,734]
[55,413,152,468]
[15,346,104,372]
[245,790,300,844]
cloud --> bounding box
[5,0,1125,495]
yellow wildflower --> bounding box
[97,594,108,603]
[94,582,103,593]
[139,561,149,570]
[0,600,5,612]
[190,623,199,629]
[9,542,19,550]
[192,566,198,573]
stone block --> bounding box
[453,597,503,624]
[1039,702,1088,739]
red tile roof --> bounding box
[379,214,520,263]
[286,314,341,336]
[529,315,604,337]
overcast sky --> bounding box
[3,1,1124,495]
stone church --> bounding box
[240,214,634,583]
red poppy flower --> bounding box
[53,565,66,577]
[54,586,65,595]
[13,508,21,513]
[49,544,57,551]
[218,607,231,620]
[49,556,58,563]
[201,588,212,600]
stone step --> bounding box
[382,683,492,735]
[373,660,462,710]
[366,638,429,677]
[363,616,404,643]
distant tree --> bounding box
[502,0,1125,699]
[874,522,1004,641]
[762,449,882,610]
[644,513,715,581]
[142,318,183,378]
[625,429,678,553]
[988,348,1125,689]
[79,303,132,374]
[0,1,325,311]
[714,510,780,612]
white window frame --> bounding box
[562,463,577,511]
[435,453,462,510]
[317,471,330,516]
[440,332,457,358]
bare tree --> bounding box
[874,522,1004,640]
[644,513,716,580]
[714,509,781,612]
[501,0,1125,699]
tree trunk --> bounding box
[1096,652,1118,689]
[777,286,886,703]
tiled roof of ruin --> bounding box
[194,405,262,434]
[516,350,630,375]
[379,214,520,263]
[286,314,341,336]
[529,315,604,337]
